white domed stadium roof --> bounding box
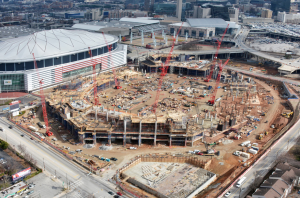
[0,29,117,63]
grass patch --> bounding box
[18,111,25,116]
[0,100,12,106]
[23,168,42,181]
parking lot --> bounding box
[26,173,64,198]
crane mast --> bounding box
[152,22,183,113]
[102,32,121,89]
[32,53,53,136]
[88,47,99,106]
[204,24,229,82]
[208,58,230,106]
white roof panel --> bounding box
[72,24,104,31]
[0,29,117,63]
[119,18,160,24]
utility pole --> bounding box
[43,158,45,171]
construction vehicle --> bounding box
[208,59,230,106]
[205,143,216,154]
[32,54,53,137]
[102,32,122,90]
[282,111,293,118]
[234,134,241,140]
[204,24,229,82]
[152,22,184,114]
[258,133,264,140]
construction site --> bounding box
[9,25,300,198]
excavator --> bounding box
[282,111,293,118]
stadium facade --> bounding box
[0,29,127,92]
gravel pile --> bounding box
[83,144,94,149]
[99,145,112,151]
[222,139,233,145]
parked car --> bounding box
[28,184,35,189]
[129,147,137,150]
[117,192,123,196]
[110,157,118,161]
[224,191,231,197]
[27,190,34,195]
[108,191,114,195]
[8,125,13,129]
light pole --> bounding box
[43,158,45,171]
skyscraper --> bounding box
[271,0,290,16]
[176,0,186,21]
[176,0,182,21]
[144,0,154,12]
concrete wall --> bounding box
[126,176,169,198]
[186,174,217,198]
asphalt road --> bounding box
[0,117,126,198]
[222,111,300,198]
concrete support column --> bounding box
[154,121,157,146]
[108,133,111,146]
[169,136,172,147]
[123,120,127,147]
[185,137,187,147]
[71,124,74,135]
[79,134,84,144]
[139,121,142,147]
[93,133,96,144]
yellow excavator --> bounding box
[282,112,293,118]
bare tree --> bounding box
[24,153,37,166]
[17,144,26,155]
[3,159,18,176]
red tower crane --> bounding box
[208,58,230,106]
[32,53,53,136]
[152,22,183,114]
[88,47,99,106]
[102,32,121,89]
[204,24,229,82]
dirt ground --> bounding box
[21,64,293,196]
[27,76,284,176]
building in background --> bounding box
[193,6,211,18]
[228,7,239,22]
[168,18,240,38]
[261,9,273,18]
[153,3,177,16]
[277,11,300,23]
[106,10,147,19]
[144,0,155,12]
[192,5,238,22]
[176,0,183,21]
[271,0,291,16]
[84,9,102,20]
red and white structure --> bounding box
[0,29,127,92]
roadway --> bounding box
[236,29,300,71]
[226,66,300,85]
[223,110,300,198]
[0,117,125,198]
